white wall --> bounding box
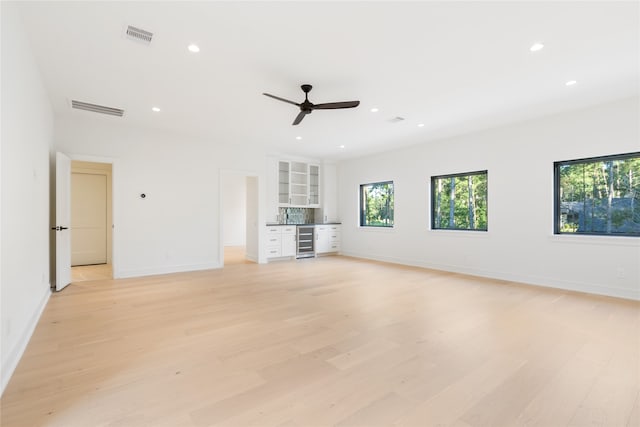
[1,3,54,394]
[246,176,259,262]
[320,162,339,223]
[338,97,640,300]
[54,116,268,277]
[221,174,247,246]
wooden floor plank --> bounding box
[1,256,638,427]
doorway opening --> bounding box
[221,172,259,266]
[70,160,113,282]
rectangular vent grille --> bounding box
[125,25,153,44]
[71,100,125,117]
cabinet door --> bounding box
[289,161,308,206]
[315,226,329,253]
[308,164,320,207]
[281,232,296,256]
[278,161,291,206]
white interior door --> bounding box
[55,152,72,291]
[71,173,107,265]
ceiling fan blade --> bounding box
[312,101,360,110]
[292,110,308,125]
[263,93,300,107]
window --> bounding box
[360,181,394,227]
[431,171,488,231]
[554,152,640,236]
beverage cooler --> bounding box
[296,225,315,258]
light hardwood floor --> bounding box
[1,256,638,426]
[71,264,113,282]
[224,246,254,266]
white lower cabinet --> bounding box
[281,226,297,257]
[316,224,341,254]
[266,226,282,258]
[266,225,296,259]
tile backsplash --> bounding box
[278,208,315,224]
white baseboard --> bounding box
[1,286,51,396]
[116,262,220,279]
[340,251,639,301]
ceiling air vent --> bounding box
[389,116,405,123]
[125,25,153,45]
[71,100,125,117]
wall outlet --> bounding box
[616,267,626,279]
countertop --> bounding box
[266,222,342,226]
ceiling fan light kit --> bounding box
[263,84,360,125]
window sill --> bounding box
[358,226,396,233]
[549,234,640,247]
[428,229,490,238]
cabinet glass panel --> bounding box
[290,162,308,205]
[291,162,307,174]
[291,172,307,185]
[290,194,308,205]
[278,161,290,204]
[309,164,319,205]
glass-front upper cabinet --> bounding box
[278,161,290,205]
[309,164,320,207]
[289,161,308,206]
[278,160,321,207]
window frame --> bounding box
[553,151,640,237]
[359,180,395,228]
[430,170,488,232]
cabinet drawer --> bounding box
[267,236,281,245]
[282,226,297,234]
[266,247,282,258]
[329,232,341,242]
[267,227,283,235]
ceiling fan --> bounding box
[263,84,360,125]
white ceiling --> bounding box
[16,1,639,161]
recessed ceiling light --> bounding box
[339,145,345,149]
[188,44,200,53]
[529,42,544,52]
[565,80,577,86]
[295,136,302,140]
[417,123,425,128]
[370,108,379,113]
[151,107,161,112]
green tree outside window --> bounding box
[360,181,394,227]
[555,152,640,236]
[431,171,488,231]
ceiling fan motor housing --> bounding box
[301,84,313,112]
